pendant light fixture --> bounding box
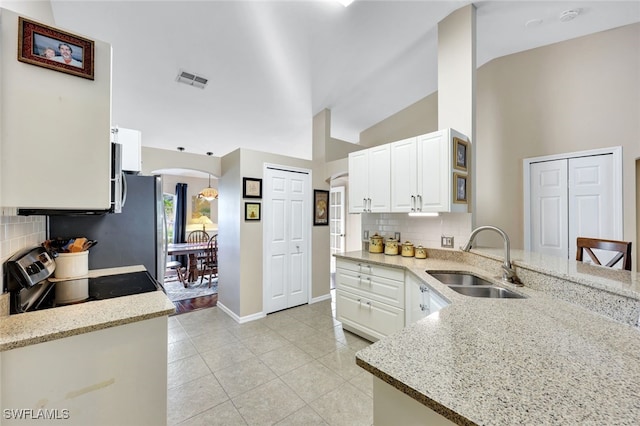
[198,173,218,201]
[198,152,218,201]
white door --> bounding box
[264,166,311,313]
[330,186,345,284]
[527,149,621,261]
[530,159,569,259]
[568,154,617,263]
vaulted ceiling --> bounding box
[50,1,640,160]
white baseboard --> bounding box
[310,293,332,304]
[216,302,266,324]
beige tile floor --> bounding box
[167,295,375,425]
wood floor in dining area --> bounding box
[172,294,218,315]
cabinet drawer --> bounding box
[336,259,404,281]
[336,269,404,308]
[336,290,404,341]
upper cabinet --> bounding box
[348,144,391,213]
[0,10,112,211]
[111,127,142,172]
[351,128,470,214]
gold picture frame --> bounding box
[453,137,468,171]
[453,173,468,204]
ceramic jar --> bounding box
[415,245,427,259]
[385,238,399,255]
[401,241,415,257]
[369,233,384,253]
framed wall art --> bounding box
[313,190,329,226]
[243,177,262,199]
[18,17,95,80]
[245,202,261,221]
[453,137,468,171]
[453,173,468,204]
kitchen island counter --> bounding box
[0,265,175,351]
[336,250,640,425]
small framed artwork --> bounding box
[453,173,468,204]
[243,177,262,199]
[313,190,329,226]
[18,17,95,80]
[453,137,468,171]
[245,202,261,221]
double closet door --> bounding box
[527,149,622,262]
[264,165,311,314]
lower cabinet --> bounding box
[336,259,450,342]
[405,272,448,325]
[336,290,405,342]
[336,259,405,342]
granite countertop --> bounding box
[335,251,640,425]
[0,265,175,351]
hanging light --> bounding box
[198,174,218,201]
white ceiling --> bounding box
[50,0,640,161]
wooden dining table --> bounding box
[167,242,209,287]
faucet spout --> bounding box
[460,225,523,286]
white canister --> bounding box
[54,251,89,279]
[55,277,89,305]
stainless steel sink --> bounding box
[428,271,526,299]
[446,285,525,299]
[429,272,493,286]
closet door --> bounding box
[527,151,620,261]
[530,159,569,259]
[568,154,617,262]
[264,166,311,313]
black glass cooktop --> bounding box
[31,271,161,311]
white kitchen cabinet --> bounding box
[405,273,448,325]
[0,9,112,211]
[111,126,142,172]
[391,128,470,213]
[336,259,404,341]
[1,317,167,426]
[348,145,391,213]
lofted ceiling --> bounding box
[50,0,640,161]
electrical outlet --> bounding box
[394,232,401,241]
[363,230,369,240]
[441,236,454,248]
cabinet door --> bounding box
[114,127,142,172]
[348,150,369,213]
[368,144,391,212]
[416,131,448,212]
[336,289,404,341]
[390,137,418,212]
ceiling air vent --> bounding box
[176,70,208,89]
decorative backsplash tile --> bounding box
[0,215,46,277]
[361,212,472,249]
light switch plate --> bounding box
[441,236,454,248]
[394,232,401,241]
[363,230,369,240]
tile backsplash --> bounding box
[0,215,47,278]
[361,212,472,249]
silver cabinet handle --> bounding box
[417,194,422,211]
[363,198,367,212]
[411,195,416,211]
[368,198,372,212]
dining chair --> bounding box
[198,234,218,287]
[576,237,632,271]
[186,230,210,243]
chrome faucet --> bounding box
[460,225,523,286]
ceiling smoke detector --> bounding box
[176,70,208,89]
[559,9,580,22]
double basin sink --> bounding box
[429,272,525,299]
